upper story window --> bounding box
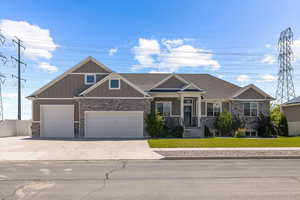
[109,79,120,89]
[207,102,221,116]
[85,74,96,85]
[155,102,171,116]
[243,102,258,116]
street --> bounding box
[1,159,300,199]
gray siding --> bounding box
[235,88,265,99]
[38,74,90,98]
[282,105,300,122]
[86,80,144,97]
[73,60,110,73]
[33,99,79,121]
[157,76,186,88]
[222,102,230,112]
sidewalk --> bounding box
[153,147,300,160]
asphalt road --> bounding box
[1,159,300,200]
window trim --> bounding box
[206,102,222,117]
[85,74,96,85]
[243,102,258,117]
[109,78,121,90]
[155,101,172,117]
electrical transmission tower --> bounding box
[0,29,6,122]
[275,27,296,104]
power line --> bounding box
[11,37,26,120]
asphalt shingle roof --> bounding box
[285,96,300,104]
[120,73,241,99]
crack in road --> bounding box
[79,160,127,200]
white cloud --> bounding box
[256,74,277,83]
[237,74,250,82]
[38,62,58,73]
[133,38,160,69]
[261,54,276,64]
[0,19,58,60]
[3,92,17,98]
[108,48,118,56]
[132,38,220,72]
[149,70,169,73]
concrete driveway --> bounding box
[0,137,163,161]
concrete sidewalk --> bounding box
[153,147,300,159]
[0,136,163,161]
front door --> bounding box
[184,105,192,127]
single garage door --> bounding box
[85,111,144,138]
[40,105,74,137]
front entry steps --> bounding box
[183,127,204,138]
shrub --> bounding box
[145,112,165,138]
[232,114,245,133]
[256,113,277,137]
[204,125,212,137]
[214,111,233,136]
[170,125,184,138]
[234,128,246,138]
[270,105,288,136]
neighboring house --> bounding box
[27,56,274,138]
[281,96,300,136]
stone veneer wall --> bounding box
[78,99,151,137]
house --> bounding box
[281,96,300,136]
[27,56,274,138]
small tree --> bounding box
[270,105,288,136]
[214,111,233,136]
[145,112,165,138]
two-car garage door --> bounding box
[85,111,144,138]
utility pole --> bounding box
[275,27,296,104]
[12,37,26,120]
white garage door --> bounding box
[40,105,74,138]
[85,111,144,138]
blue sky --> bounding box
[1,0,300,119]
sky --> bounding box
[1,0,300,119]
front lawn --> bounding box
[148,137,300,148]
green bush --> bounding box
[214,111,233,136]
[145,112,165,138]
[232,114,245,133]
[270,105,288,136]
[256,113,277,137]
[234,128,246,138]
[170,125,184,138]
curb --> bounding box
[161,156,300,160]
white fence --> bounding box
[0,120,32,137]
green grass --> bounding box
[148,137,300,148]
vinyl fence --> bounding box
[0,120,31,137]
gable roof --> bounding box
[28,56,112,98]
[231,84,275,100]
[149,74,189,90]
[80,73,149,97]
[181,83,205,92]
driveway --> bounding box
[0,137,163,161]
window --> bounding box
[243,102,258,116]
[207,103,221,116]
[245,130,257,137]
[155,102,171,116]
[85,74,96,85]
[109,79,120,89]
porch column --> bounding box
[180,94,184,125]
[197,95,201,127]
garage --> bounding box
[85,111,144,138]
[40,105,74,137]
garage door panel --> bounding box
[85,111,143,138]
[41,105,74,138]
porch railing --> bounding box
[163,116,201,128]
